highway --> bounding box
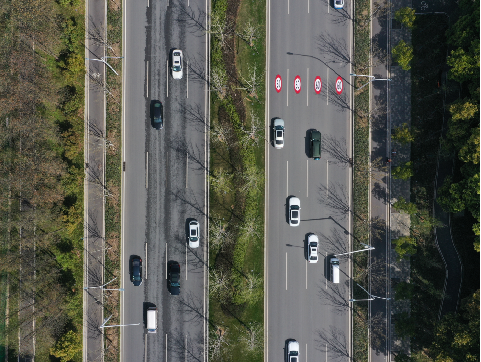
[121,0,209,360]
[266,0,353,360]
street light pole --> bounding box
[86,56,124,76]
[334,242,374,257]
[99,315,140,329]
[350,283,391,302]
[350,73,392,90]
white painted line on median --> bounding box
[145,152,149,189]
[186,152,189,188]
[166,60,169,97]
[286,252,288,290]
[307,67,309,106]
[146,61,149,98]
[287,68,289,106]
[187,60,189,98]
[286,160,289,196]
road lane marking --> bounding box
[286,252,288,290]
[305,259,307,289]
[286,161,289,196]
[166,59,169,97]
[326,160,329,196]
[186,60,189,98]
[327,69,329,105]
[185,243,188,280]
[185,334,188,361]
[144,336,147,362]
[306,159,308,197]
[166,334,168,361]
[145,152,149,189]
[308,0,309,13]
[288,0,290,14]
[287,68,289,106]
[186,152,189,188]
[307,67,309,106]
[166,243,168,279]
[145,243,148,279]
[146,61,149,98]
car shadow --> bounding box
[271,117,281,148]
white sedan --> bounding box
[307,234,319,263]
[171,49,183,79]
[273,118,285,149]
[288,197,301,227]
[188,220,200,248]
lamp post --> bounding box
[84,277,124,291]
[86,56,124,76]
[349,283,391,302]
[350,73,392,90]
[334,242,374,257]
[99,315,140,329]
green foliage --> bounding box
[449,100,478,122]
[395,7,416,29]
[50,329,82,362]
[395,311,417,337]
[459,128,480,164]
[392,123,415,144]
[447,44,480,83]
[394,281,416,300]
[393,196,417,215]
[392,236,417,260]
[430,290,480,361]
[392,161,414,180]
[392,40,413,70]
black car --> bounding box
[152,100,163,130]
[168,262,181,295]
[310,130,321,160]
[130,255,143,286]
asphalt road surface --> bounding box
[121,0,209,360]
[266,0,353,360]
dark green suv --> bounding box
[310,130,321,160]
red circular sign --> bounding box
[294,75,301,94]
[275,75,282,93]
[335,76,343,95]
[314,76,322,94]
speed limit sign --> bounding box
[275,75,282,93]
[314,76,322,94]
[294,75,301,94]
[335,76,343,95]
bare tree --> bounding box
[87,18,116,54]
[236,21,259,47]
[236,322,263,351]
[209,327,229,360]
[240,165,264,192]
[210,168,233,195]
[210,66,228,99]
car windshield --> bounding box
[173,65,181,71]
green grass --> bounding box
[208,0,266,359]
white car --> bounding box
[308,234,319,263]
[334,0,344,9]
[287,340,300,362]
[273,118,285,149]
[188,220,200,248]
[171,49,183,79]
[288,197,301,227]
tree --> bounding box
[50,330,82,361]
[394,7,416,29]
[430,290,480,361]
[392,161,414,180]
[394,281,415,300]
[392,40,413,70]
[392,196,417,215]
[449,100,478,122]
[392,123,415,144]
[447,44,481,84]
[392,236,417,260]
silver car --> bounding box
[307,234,319,263]
[288,197,301,227]
[273,118,285,149]
[171,49,183,79]
[188,220,200,248]
[334,0,344,9]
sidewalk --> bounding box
[369,0,412,361]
